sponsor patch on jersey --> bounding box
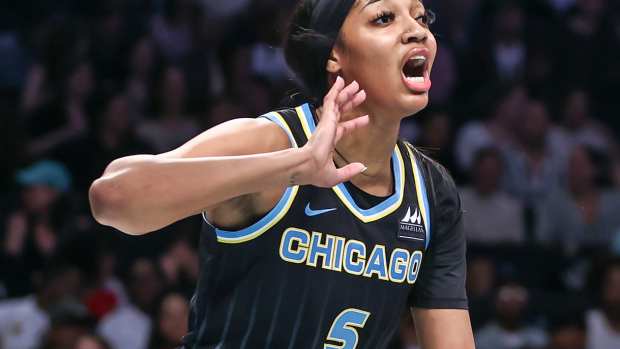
[397,207,426,243]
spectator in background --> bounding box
[40,301,93,349]
[467,256,498,330]
[502,99,566,207]
[1,161,72,296]
[137,66,199,153]
[586,261,620,349]
[414,110,458,174]
[558,88,616,153]
[237,77,274,117]
[0,263,83,349]
[151,0,193,63]
[159,239,199,296]
[204,98,248,129]
[97,258,163,349]
[428,42,458,106]
[125,37,157,117]
[491,1,526,82]
[148,292,189,349]
[461,148,525,245]
[19,17,87,116]
[558,0,608,87]
[476,283,548,349]
[546,314,586,349]
[56,94,152,192]
[73,334,112,349]
[249,1,294,84]
[464,1,527,86]
[537,146,620,252]
[91,6,129,87]
[455,84,527,173]
[24,61,94,158]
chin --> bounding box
[399,92,429,116]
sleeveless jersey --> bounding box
[182,103,468,349]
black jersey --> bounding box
[182,103,468,349]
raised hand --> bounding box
[301,76,369,188]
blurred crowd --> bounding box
[0,0,619,348]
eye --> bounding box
[415,9,436,27]
[372,11,395,25]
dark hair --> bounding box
[283,1,338,105]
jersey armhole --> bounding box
[200,111,300,244]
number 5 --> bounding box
[324,308,371,349]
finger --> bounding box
[324,76,345,107]
[335,115,370,143]
[336,80,360,105]
[341,89,367,113]
[333,162,367,184]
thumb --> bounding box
[333,162,367,185]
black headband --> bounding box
[311,0,356,38]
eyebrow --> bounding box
[361,0,382,11]
[360,0,423,11]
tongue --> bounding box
[403,72,431,92]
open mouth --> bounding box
[402,55,427,82]
[401,49,432,93]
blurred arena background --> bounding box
[0,0,619,348]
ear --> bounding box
[326,47,343,84]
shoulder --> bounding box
[404,142,462,226]
[405,143,460,207]
[162,114,293,159]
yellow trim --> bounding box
[271,112,298,147]
[331,147,405,223]
[405,146,429,233]
[294,105,405,223]
[295,106,313,139]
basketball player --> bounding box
[89,0,475,348]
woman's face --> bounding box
[331,0,437,118]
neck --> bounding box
[317,105,401,184]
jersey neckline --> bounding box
[295,103,405,223]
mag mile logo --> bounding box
[398,207,426,242]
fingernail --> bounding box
[337,76,343,83]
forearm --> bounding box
[413,309,475,349]
[90,148,311,235]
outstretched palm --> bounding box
[303,76,369,188]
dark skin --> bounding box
[90,1,474,347]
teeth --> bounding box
[406,76,425,83]
[410,56,426,66]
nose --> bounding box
[401,20,427,44]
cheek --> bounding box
[343,39,401,98]
[427,33,438,70]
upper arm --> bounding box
[412,308,475,349]
[160,117,291,159]
[408,155,473,347]
[161,117,293,227]
[409,157,468,310]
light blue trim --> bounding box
[301,103,316,132]
[214,186,295,240]
[334,152,402,216]
[299,103,403,218]
[261,112,297,147]
[419,174,431,250]
[201,112,299,243]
